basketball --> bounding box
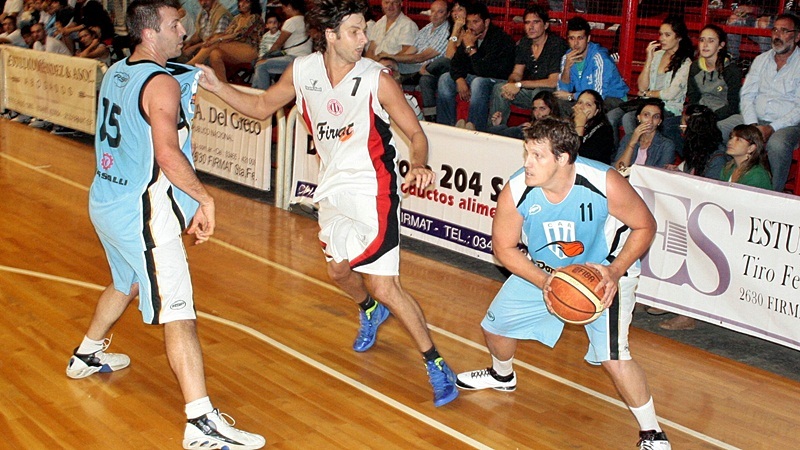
[547,264,606,325]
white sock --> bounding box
[76,336,105,355]
[629,397,661,432]
[185,396,214,420]
[491,355,514,377]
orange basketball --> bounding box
[547,264,606,325]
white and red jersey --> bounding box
[293,53,401,201]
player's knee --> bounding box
[326,261,352,282]
[369,277,401,303]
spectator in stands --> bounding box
[16,0,39,29]
[721,123,773,188]
[687,24,741,122]
[488,5,568,128]
[60,1,114,45]
[488,90,562,139]
[668,104,728,178]
[573,89,615,164]
[109,0,131,61]
[41,0,69,36]
[554,16,628,116]
[611,16,692,152]
[436,2,514,131]
[52,8,74,52]
[189,0,263,82]
[614,98,676,171]
[0,0,22,22]
[256,12,281,60]
[181,0,233,62]
[418,0,468,120]
[718,13,800,191]
[75,26,109,65]
[726,1,774,61]
[251,0,310,89]
[548,0,586,14]
[381,0,449,84]
[379,56,424,120]
[30,20,67,53]
[365,0,418,61]
[0,14,26,46]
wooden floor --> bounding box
[1,119,799,449]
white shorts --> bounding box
[317,192,400,276]
[99,234,196,325]
[481,274,638,364]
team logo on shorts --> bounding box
[170,300,187,310]
[538,221,584,259]
[101,152,114,170]
[486,311,495,321]
[327,99,343,116]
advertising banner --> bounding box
[631,166,800,351]
[1,46,101,133]
[192,86,271,190]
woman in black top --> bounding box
[573,89,615,164]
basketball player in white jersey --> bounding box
[65,0,265,448]
[196,0,459,407]
[456,117,671,449]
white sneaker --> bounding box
[638,430,671,450]
[66,337,130,379]
[184,409,266,449]
[455,367,516,391]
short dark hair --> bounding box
[567,16,590,36]
[523,117,581,164]
[775,13,800,32]
[280,0,306,13]
[305,0,368,52]
[127,0,180,47]
[465,2,490,21]
[524,4,548,24]
[244,0,262,16]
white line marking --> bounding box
[0,264,489,449]
[2,151,738,449]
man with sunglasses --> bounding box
[718,13,800,191]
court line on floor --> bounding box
[2,149,738,449]
[0,264,490,450]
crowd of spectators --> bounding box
[1,0,799,198]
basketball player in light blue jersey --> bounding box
[456,118,671,449]
[65,0,265,448]
[196,0,460,407]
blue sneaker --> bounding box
[352,302,390,352]
[425,357,459,407]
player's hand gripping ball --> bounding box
[547,264,606,325]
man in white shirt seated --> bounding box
[365,0,417,61]
[0,15,27,46]
[31,21,70,54]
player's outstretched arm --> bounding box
[145,74,215,243]
[599,169,657,303]
[492,184,551,290]
[196,62,297,121]
[378,70,434,190]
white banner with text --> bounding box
[192,86,271,190]
[1,46,101,133]
[631,166,800,351]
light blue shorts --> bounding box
[97,233,196,325]
[481,274,637,364]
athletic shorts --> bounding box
[317,192,400,276]
[481,274,637,364]
[98,234,196,325]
